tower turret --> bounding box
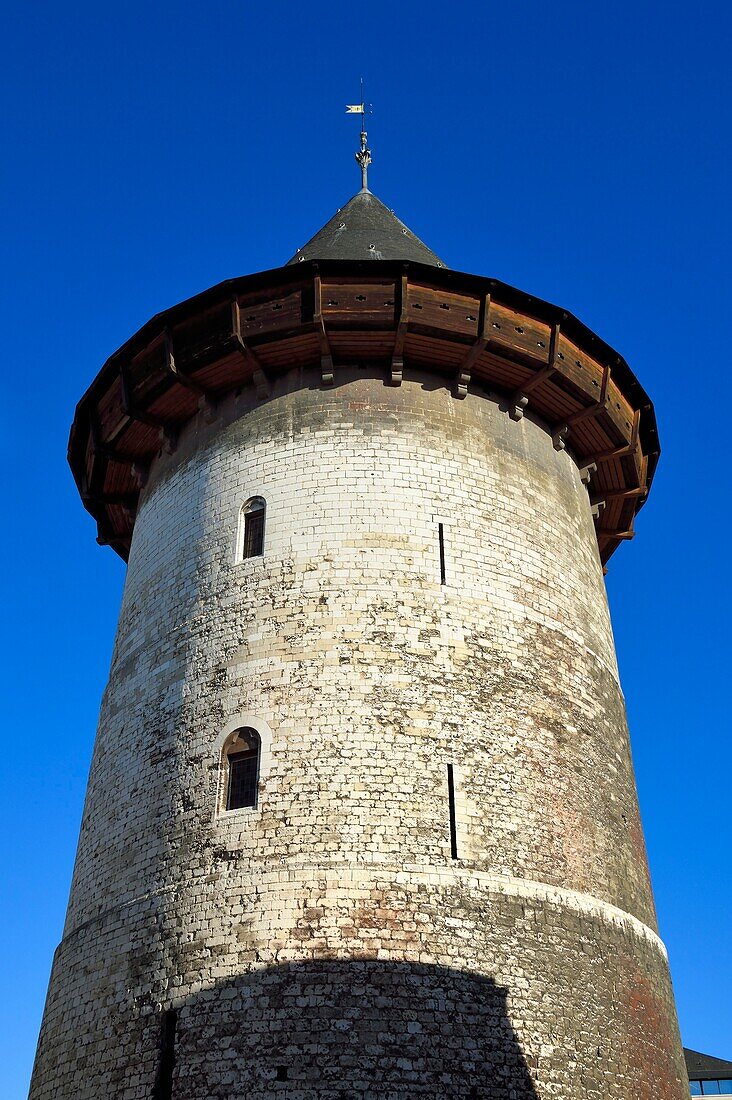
[31,174,685,1099]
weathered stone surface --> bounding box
[30,370,686,1098]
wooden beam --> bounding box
[590,487,647,502]
[88,415,130,467]
[519,321,561,398]
[163,329,207,397]
[132,461,149,489]
[87,413,106,495]
[583,407,641,465]
[101,492,138,508]
[118,364,178,452]
[551,362,611,446]
[600,529,636,541]
[119,365,165,430]
[231,301,271,400]
[454,293,491,399]
[95,519,129,549]
[313,272,334,386]
[509,319,562,421]
[390,273,408,386]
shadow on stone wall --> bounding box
[164,959,539,1098]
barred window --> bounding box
[225,727,261,810]
[239,497,266,559]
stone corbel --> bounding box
[552,425,569,451]
[509,395,529,422]
[580,462,597,486]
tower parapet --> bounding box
[69,255,657,567]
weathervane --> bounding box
[346,80,372,192]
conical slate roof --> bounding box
[287,190,445,267]
[684,1048,732,1081]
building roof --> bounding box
[684,1048,732,1080]
[287,190,445,267]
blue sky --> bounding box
[2,1,730,1094]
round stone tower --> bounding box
[31,177,688,1098]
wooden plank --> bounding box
[403,333,465,369]
[236,287,303,336]
[407,284,480,338]
[556,335,605,401]
[322,279,395,326]
[488,302,551,362]
[147,387,199,422]
[604,374,637,438]
[585,407,640,464]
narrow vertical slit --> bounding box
[447,763,458,860]
[152,1007,177,1100]
[438,522,446,585]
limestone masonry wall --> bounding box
[30,370,686,1098]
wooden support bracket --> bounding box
[252,369,271,400]
[231,300,271,399]
[165,328,217,419]
[119,365,179,454]
[89,416,130,467]
[159,424,178,455]
[119,365,168,432]
[509,320,562,418]
[454,293,491,399]
[518,321,562,402]
[552,363,611,448]
[390,273,408,386]
[95,521,126,549]
[163,330,206,397]
[583,406,641,466]
[132,462,150,489]
[313,272,334,386]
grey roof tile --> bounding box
[287,190,445,267]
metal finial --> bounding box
[346,80,372,192]
[356,129,372,192]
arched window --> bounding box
[223,727,261,810]
[238,497,266,560]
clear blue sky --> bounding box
[2,2,730,1094]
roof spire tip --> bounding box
[346,80,372,192]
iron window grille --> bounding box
[241,498,265,559]
[225,729,260,810]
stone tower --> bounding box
[31,164,688,1098]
